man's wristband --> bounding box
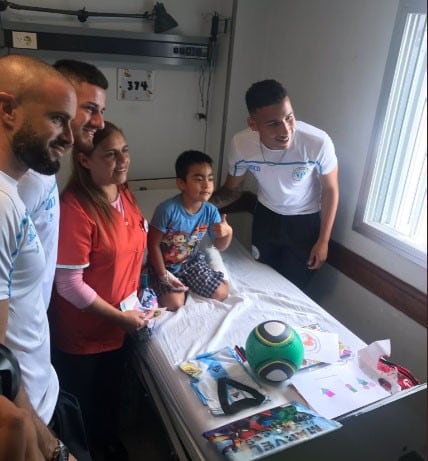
[51,439,69,461]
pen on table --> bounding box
[239,346,247,361]
[234,345,246,362]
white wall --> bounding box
[223,0,426,379]
[222,0,427,292]
[217,0,268,184]
[225,0,426,293]
[2,0,234,187]
[4,0,425,374]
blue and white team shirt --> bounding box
[150,194,221,273]
[228,121,337,215]
[18,170,59,309]
[0,170,59,424]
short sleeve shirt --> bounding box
[228,121,337,215]
[49,187,147,354]
[0,171,58,424]
[18,170,59,308]
[150,194,221,273]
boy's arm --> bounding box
[212,214,233,251]
[147,226,188,291]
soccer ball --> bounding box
[245,320,304,383]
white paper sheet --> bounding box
[291,358,390,419]
[358,339,402,394]
[296,327,341,364]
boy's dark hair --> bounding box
[245,79,288,114]
[53,59,109,89]
[175,150,213,180]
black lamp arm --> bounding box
[0,1,152,23]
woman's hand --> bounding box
[120,309,154,333]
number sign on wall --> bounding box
[117,68,154,101]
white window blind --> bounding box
[354,0,427,267]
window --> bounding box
[354,0,427,267]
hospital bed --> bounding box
[131,187,426,461]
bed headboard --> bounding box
[131,184,256,250]
[128,177,176,191]
[133,187,178,221]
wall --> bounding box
[3,0,425,375]
[268,0,428,290]
[225,0,426,293]
[216,0,268,185]
[0,0,234,188]
[223,0,426,379]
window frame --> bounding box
[353,0,427,268]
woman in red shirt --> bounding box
[49,121,150,461]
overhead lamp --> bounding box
[0,1,179,34]
[153,2,178,33]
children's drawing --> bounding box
[291,360,390,419]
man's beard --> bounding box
[12,125,61,175]
[73,127,94,155]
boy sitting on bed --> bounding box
[147,150,233,311]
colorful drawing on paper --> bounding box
[300,331,322,353]
[345,384,357,392]
[357,377,376,389]
[291,360,391,419]
[321,387,335,397]
[299,324,352,370]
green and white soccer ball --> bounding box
[245,320,304,383]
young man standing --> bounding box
[53,60,108,155]
[18,60,108,313]
[213,79,339,290]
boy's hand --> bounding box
[212,214,232,239]
[159,271,189,292]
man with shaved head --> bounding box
[0,54,87,461]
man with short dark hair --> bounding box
[213,79,339,290]
[18,59,108,314]
[53,60,108,154]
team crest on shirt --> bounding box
[25,219,40,252]
[292,166,309,181]
[22,214,37,244]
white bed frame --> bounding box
[131,351,204,461]
[131,188,427,461]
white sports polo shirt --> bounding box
[0,171,59,423]
[228,121,337,215]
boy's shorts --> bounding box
[149,251,224,299]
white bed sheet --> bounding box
[133,237,367,460]
[131,188,426,461]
